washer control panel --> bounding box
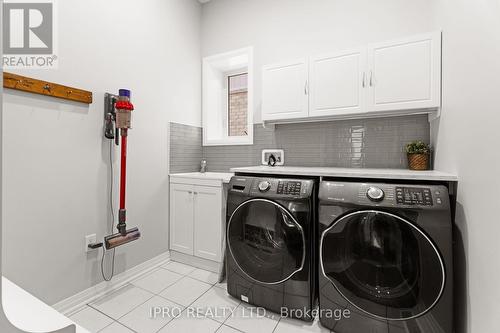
[241,178,314,198]
[396,187,433,206]
[277,181,302,195]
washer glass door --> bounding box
[320,210,445,320]
[227,198,306,284]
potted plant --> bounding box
[406,141,431,170]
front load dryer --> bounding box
[318,180,453,333]
[226,176,317,321]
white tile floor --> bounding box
[69,261,331,333]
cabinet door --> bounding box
[169,183,194,255]
[309,49,367,117]
[193,185,222,262]
[366,32,441,112]
[262,59,309,121]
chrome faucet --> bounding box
[200,159,207,173]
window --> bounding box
[228,73,248,137]
[203,47,253,146]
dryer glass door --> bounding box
[227,198,306,284]
[320,210,445,320]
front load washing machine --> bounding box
[226,176,317,321]
[318,180,453,333]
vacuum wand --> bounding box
[104,89,141,250]
[118,132,128,236]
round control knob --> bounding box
[258,181,271,192]
[366,187,385,202]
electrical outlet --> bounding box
[262,149,285,166]
[85,234,97,252]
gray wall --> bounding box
[2,0,202,305]
[432,0,500,332]
[170,114,430,173]
[201,0,436,124]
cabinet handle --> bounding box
[362,72,366,88]
[304,80,308,95]
[188,191,193,194]
[369,71,373,87]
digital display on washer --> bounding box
[396,187,433,206]
[277,181,302,195]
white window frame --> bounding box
[202,47,254,146]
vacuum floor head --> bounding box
[104,227,141,250]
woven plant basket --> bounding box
[407,153,430,171]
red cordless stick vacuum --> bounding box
[104,89,141,250]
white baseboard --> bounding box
[53,251,171,316]
[170,251,221,273]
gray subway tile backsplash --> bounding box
[169,122,203,173]
[169,115,430,173]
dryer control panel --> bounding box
[318,181,449,210]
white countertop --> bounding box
[2,277,89,333]
[230,166,458,182]
[169,172,234,183]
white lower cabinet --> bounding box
[169,181,222,263]
[169,183,195,255]
[193,185,222,261]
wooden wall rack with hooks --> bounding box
[3,72,93,104]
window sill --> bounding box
[203,137,254,147]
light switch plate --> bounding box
[262,149,284,166]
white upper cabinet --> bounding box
[309,49,367,117]
[366,32,442,112]
[260,32,442,123]
[262,59,309,121]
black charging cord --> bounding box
[88,243,103,250]
[268,154,277,167]
[100,140,116,281]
